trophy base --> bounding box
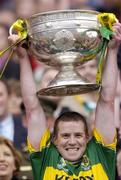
[37,83,100,97]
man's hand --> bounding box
[109,22,121,49]
[8,34,28,59]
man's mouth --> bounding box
[65,148,79,152]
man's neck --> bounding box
[67,159,81,165]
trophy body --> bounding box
[27,10,103,96]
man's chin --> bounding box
[64,151,84,162]
[64,155,81,162]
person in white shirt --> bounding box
[0,79,27,149]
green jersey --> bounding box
[28,128,117,180]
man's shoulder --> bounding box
[30,142,58,156]
[30,142,59,169]
[86,134,116,159]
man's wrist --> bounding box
[107,46,119,54]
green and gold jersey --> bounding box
[28,128,117,180]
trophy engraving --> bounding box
[53,30,75,50]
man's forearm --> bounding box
[101,48,118,101]
[19,51,40,110]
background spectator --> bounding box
[0,136,21,180]
[0,79,27,149]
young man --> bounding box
[0,79,27,149]
[9,22,121,180]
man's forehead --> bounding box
[58,121,85,132]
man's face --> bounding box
[54,121,88,162]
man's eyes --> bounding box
[61,134,83,138]
[75,134,83,138]
[62,134,70,138]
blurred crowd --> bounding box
[0,0,121,179]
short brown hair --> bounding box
[52,112,88,140]
[0,136,22,178]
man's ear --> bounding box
[54,139,57,145]
[51,134,57,145]
[86,134,89,142]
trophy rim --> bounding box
[37,84,100,96]
[27,9,100,20]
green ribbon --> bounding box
[96,26,113,88]
[100,26,114,41]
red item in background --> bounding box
[29,55,41,71]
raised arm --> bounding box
[95,22,121,144]
[9,35,46,150]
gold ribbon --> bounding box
[9,19,28,39]
[0,19,28,78]
[0,50,14,79]
[97,13,117,31]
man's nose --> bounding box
[68,136,76,145]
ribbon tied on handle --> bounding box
[96,13,117,87]
[0,19,28,78]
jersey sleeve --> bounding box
[88,128,117,180]
[27,129,51,153]
[93,128,117,150]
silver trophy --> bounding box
[12,10,104,96]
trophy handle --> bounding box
[0,20,27,58]
[0,19,28,79]
[9,19,29,49]
[9,19,28,39]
